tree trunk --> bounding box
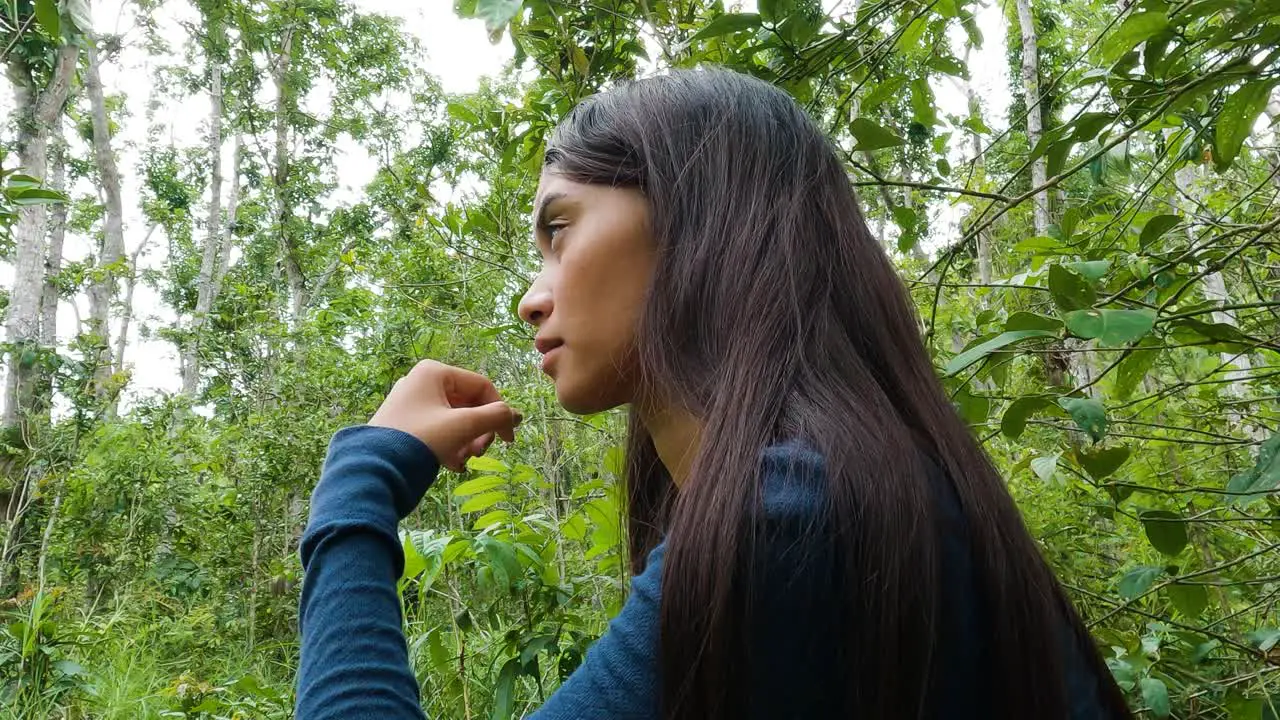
[35,123,68,419]
[213,135,242,302]
[273,28,307,323]
[84,36,127,402]
[1015,0,1048,237]
[183,65,226,397]
[961,46,993,286]
[1174,164,1253,406]
[3,46,79,428]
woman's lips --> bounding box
[540,345,562,374]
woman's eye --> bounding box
[547,223,567,247]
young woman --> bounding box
[296,68,1133,719]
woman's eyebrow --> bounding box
[534,191,567,227]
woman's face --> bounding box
[518,170,656,414]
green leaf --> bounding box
[473,509,510,530]
[1225,433,1280,505]
[1063,260,1111,282]
[1247,628,1280,653]
[1115,340,1161,400]
[758,0,792,23]
[1047,265,1096,312]
[491,658,519,720]
[466,455,509,473]
[1099,12,1169,65]
[1139,214,1182,249]
[690,13,761,41]
[12,188,67,205]
[1077,445,1130,480]
[401,531,427,582]
[1031,453,1060,483]
[1064,309,1157,346]
[66,0,91,32]
[453,475,506,496]
[1140,676,1171,718]
[1118,565,1162,599]
[850,118,905,151]
[1060,397,1108,443]
[1004,312,1063,332]
[474,0,523,34]
[1167,583,1208,619]
[1140,510,1188,555]
[1214,80,1278,171]
[34,0,59,37]
[459,491,506,513]
[1001,396,1055,439]
[943,330,1057,376]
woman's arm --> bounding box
[296,426,438,720]
[296,360,520,720]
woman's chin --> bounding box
[554,377,627,416]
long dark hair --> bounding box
[544,68,1130,720]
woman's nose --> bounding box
[518,279,553,327]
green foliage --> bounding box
[2,0,1279,717]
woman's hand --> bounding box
[369,360,522,472]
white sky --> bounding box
[1,0,1011,409]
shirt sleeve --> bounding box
[296,425,440,720]
[530,545,665,720]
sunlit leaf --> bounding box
[1214,80,1278,171]
[1118,565,1162,599]
[943,330,1057,376]
[1099,12,1169,65]
[850,118,905,151]
[1064,308,1156,346]
[1059,397,1108,443]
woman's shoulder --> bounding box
[758,439,827,521]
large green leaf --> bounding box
[1001,396,1055,439]
[1047,265,1096,312]
[1139,676,1171,718]
[1064,308,1157,346]
[1060,397,1108,443]
[1140,510,1188,555]
[943,330,1057,376]
[850,118,905,151]
[1077,445,1130,480]
[1166,583,1208,619]
[1004,312,1062,332]
[1119,565,1162,599]
[474,0,524,34]
[1214,80,1278,171]
[34,0,59,37]
[690,13,761,41]
[1099,12,1169,64]
[1138,214,1182,249]
[459,491,507,513]
[1226,433,1280,505]
[453,475,507,496]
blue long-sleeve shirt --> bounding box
[297,425,1113,719]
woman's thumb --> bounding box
[454,401,520,443]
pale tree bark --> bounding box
[183,65,226,397]
[35,122,69,418]
[1174,164,1255,422]
[960,46,993,286]
[84,36,127,402]
[214,136,242,297]
[1015,0,1049,237]
[3,45,79,427]
[112,226,157,380]
[273,27,307,323]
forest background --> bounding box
[0,0,1277,717]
